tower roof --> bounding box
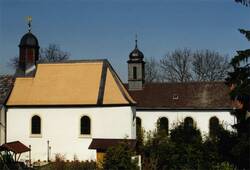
[129,48,144,60]
[129,37,144,60]
[19,32,39,47]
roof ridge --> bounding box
[37,59,108,64]
[143,81,225,85]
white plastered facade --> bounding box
[136,110,236,135]
[6,106,136,162]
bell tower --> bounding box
[17,16,39,76]
[127,36,145,90]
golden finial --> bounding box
[26,16,32,32]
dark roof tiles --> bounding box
[0,75,14,104]
[125,82,232,110]
[88,138,136,150]
[0,141,30,154]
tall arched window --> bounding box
[209,117,219,138]
[133,67,137,79]
[184,117,194,129]
[31,115,41,134]
[80,116,91,135]
[157,117,169,135]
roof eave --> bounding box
[136,107,233,111]
[6,103,136,108]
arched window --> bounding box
[184,117,194,129]
[209,117,219,138]
[157,117,169,135]
[133,67,137,79]
[80,116,91,135]
[31,115,41,134]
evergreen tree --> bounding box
[226,30,250,135]
[225,3,250,168]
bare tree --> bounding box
[8,56,19,69]
[9,43,70,69]
[160,49,193,82]
[145,57,161,83]
[192,50,230,81]
[239,29,250,41]
[235,0,250,6]
[39,44,70,62]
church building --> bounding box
[0,24,235,163]
[126,40,235,135]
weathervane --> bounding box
[26,16,32,32]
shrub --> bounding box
[212,162,236,170]
[102,142,139,170]
[170,122,202,145]
[38,154,98,170]
[140,121,237,170]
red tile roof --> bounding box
[88,138,136,150]
[0,141,30,154]
[125,82,232,110]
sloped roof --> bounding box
[88,138,137,150]
[0,141,30,154]
[125,82,232,110]
[0,75,14,104]
[7,60,135,106]
[3,62,232,110]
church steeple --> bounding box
[17,16,39,77]
[127,35,145,90]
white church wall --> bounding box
[136,110,235,135]
[7,106,135,162]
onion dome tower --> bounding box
[127,36,145,90]
[17,16,39,76]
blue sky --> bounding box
[0,0,250,81]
